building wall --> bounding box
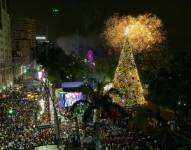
[12,18,37,79]
[0,0,13,90]
[36,37,50,59]
[13,18,36,49]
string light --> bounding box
[103,13,165,105]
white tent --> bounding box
[35,145,59,150]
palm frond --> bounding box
[100,95,113,106]
[105,88,122,97]
[105,101,128,117]
[82,106,95,126]
[80,84,96,100]
[73,79,128,126]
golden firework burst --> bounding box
[103,13,165,53]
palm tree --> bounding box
[71,81,127,150]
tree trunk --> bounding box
[94,109,101,150]
[75,116,81,147]
[95,122,101,150]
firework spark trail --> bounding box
[104,13,165,53]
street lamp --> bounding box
[39,99,45,115]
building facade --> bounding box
[36,36,50,62]
[0,0,13,90]
[12,18,37,79]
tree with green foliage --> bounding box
[70,81,127,150]
[95,54,118,82]
[37,47,88,85]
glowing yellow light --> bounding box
[27,94,31,97]
[124,27,129,36]
[103,13,165,105]
[103,13,165,53]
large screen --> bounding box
[59,92,84,108]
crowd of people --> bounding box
[0,79,188,150]
[0,87,55,150]
[100,131,161,150]
[78,117,163,150]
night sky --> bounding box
[10,0,191,51]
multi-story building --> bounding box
[0,0,13,90]
[12,18,37,79]
[36,36,51,62]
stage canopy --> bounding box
[61,82,84,91]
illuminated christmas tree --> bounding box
[103,14,165,105]
[113,42,145,105]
